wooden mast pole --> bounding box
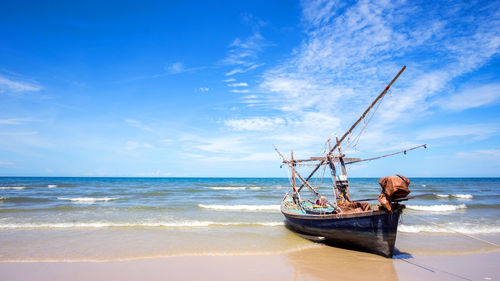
[298,65,406,192]
[326,139,339,205]
[336,136,350,201]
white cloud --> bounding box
[225,68,244,76]
[0,161,14,166]
[189,151,278,163]
[155,62,204,77]
[167,62,186,74]
[231,89,250,93]
[0,76,40,93]
[224,117,285,131]
[0,118,35,125]
[125,141,153,151]
[240,0,500,151]
[224,32,265,66]
[199,87,210,92]
[228,82,248,87]
[417,124,498,141]
[191,136,247,154]
[456,149,500,160]
[125,119,152,131]
[223,21,268,77]
[225,63,264,76]
[223,78,236,82]
[441,83,500,111]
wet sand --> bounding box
[1,246,498,281]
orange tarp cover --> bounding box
[378,175,411,211]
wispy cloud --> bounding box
[199,87,210,92]
[224,33,265,67]
[223,14,269,77]
[0,161,14,167]
[0,76,41,93]
[417,124,498,141]
[231,89,250,93]
[189,135,248,154]
[456,149,500,160]
[152,62,204,77]
[0,118,36,125]
[125,119,152,131]
[231,0,500,152]
[440,83,500,111]
[224,117,285,131]
[167,62,186,74]
[228,82,248,87]
[125,141,153,151]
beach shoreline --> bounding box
[1,247,498,281]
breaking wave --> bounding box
[207,187,251,190]
[198,204,281,211]
[206,186,287,190]
[399,224,500,234]
[57,197,120,203]
[435,194,473,199]
[47,185,57,188]
[0,186,25,190]
[406,204,467,212]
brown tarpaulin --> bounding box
[378,175,411,211]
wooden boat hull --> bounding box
[282,208,402,257]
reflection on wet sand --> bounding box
[286,246,399,281]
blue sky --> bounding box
[0,0,499,177]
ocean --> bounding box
[0,177,499,261]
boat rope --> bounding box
[347,91,386,151]
[405,213,500,247]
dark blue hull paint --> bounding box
[283,209,402,257]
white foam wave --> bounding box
[208,187,247,190]
[47,185,57,188]
[406,204,467,212]
[0,186,25,190]
[207,186,264,190]
[0,221,284,229]
[57,197,120,203]
[399,224,500,234]
[198,204,281,211]
[454,194,473,199]
[435,194,473,199]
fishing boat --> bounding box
[274,66,427,257]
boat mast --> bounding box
[297,65,406,192]
[335,136,350,202]
[326,139,340,206]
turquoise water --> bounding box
[0,177,499,260]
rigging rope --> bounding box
[346,91,388,151]
[405,212,500,247]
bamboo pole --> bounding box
[298,66,406,192]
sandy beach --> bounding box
[1,246,498,281]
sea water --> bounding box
[0,177,498,260]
